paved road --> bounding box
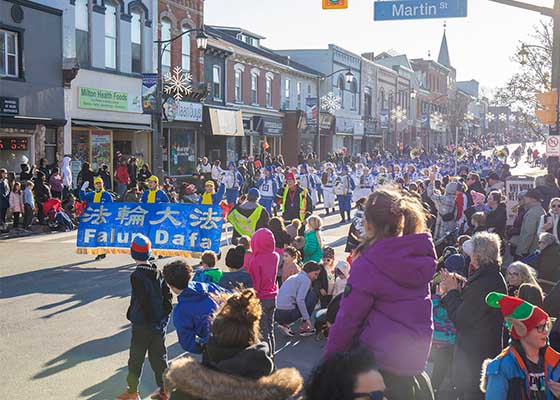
[0,142,548,400]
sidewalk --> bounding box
[0,224,51,240]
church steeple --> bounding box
[437,22,451,68]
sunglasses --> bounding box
[536,321,552,333]
[353,392,384,400]
[551,204,560,209]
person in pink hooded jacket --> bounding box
[326,187,437,400]
[249,228,279,357]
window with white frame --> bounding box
[0,29,19,78]
[75,0,89,67]
[213,65,222,100]
[131,11,142,73]
[266,77,272,107]
[296,82,302,109]
[251,73,258,104]
[161,19,171,76]
[234,70,242,102]
[307,84,312,97]
[284,79,290,99]
[337,75,345,108]
[350,80,357,110]
[181,26,191,73]
[104,2,117,69]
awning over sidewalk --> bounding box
[206,107,244,136]
[72,119,152,131]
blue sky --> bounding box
[205,0,552,90]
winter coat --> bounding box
[115,164,130,185]
[9,191,24,213]
[481,343,560,400]
[428,184,457,241]
[326,233,437,376]
[303,230,322,263]
[77,169,95,188]
[33,177,51,203]
[126,263,173,332]
[516,202,546,257]
[173,281,226,354]
[536,183,560,210]
[486,203,507,240]
[61,156,72,188]
[441,263,507,394]
[0,178,10,208]
[49,174,64,193]
[249,228,279,301]
[537,242,560,292]
[537,213,560,242]
[164,353,303,400]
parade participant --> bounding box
[224,161,244,205]
[280,172,312,224]
[481,292,560,399]
[80,177,113,261]
[256,167,278,215]
[164,289,304,400]
[298,164,316,205]
[313,167,323,204]
[228,188,270,244]
[141,176,170,204]
[162,258,226,354]
[354,167,373,203]
[249,228,280,357]
[198,180,225,205]
[335,166,355,223]
[211,160,224,184]
[322,165,337,216]
[197,156,212,174]
[326,187,437,399]
[117,235,172,400]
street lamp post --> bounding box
[152,28,208,178]
[316,69,354,159]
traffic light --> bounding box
[535,90,558,126]
[323,0,348,9]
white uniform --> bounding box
[323,173,337,209]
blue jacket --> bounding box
[79,189,113,204]
[256,177,278,199]
[173,281,227,354]
[483,344,560,399]
[126,263,173,332]
[141,189,170,203]
[198,183,226,205]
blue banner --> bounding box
[374,0,468,21]
[76,203,224,256]
[380,110,389,129]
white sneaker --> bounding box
[277,324,294,337]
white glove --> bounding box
[81,181,89,191]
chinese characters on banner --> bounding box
[76,203,224,256]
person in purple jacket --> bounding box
[326,187,437,400]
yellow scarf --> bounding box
[201,191,214,205]
[93,190,104,203]
[147,190,157,203]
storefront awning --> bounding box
[206,108,244,136]
[72,119,152,131]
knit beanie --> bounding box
[225,245,246,270]
[131,234,152,261]
[444,254,466,276]
[485,292,549,339]
[247,188,260,202]
[285,172,296,182]
[471,190,486,206]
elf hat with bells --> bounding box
[485,292,549,340]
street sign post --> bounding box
[546,135,560,156]
[374,0,468,20]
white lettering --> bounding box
[84,229,96,243]
[117,231,129,243]
[98,231,108,242]
[172,235,185,246]
[201,238,212,250]
[155,230,169,244]
[393,2,437,16]
[189,232,198,248]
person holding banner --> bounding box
[79,176,113,260]
[141,176,170,204]
[228,188,270,244]
[199,180,225,206]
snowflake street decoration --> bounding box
[509,114,517,123]
[486,112,496,122]
[320,92,342,113]
[391,105,407,123]
[498,113,508,122]
[164,66,192,101]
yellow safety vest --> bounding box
[228,205,264,237]
[281,186,308,221]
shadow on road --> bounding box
[0,260,135,318]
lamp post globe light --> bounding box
[152,27,207,178]
[315,69,354,158]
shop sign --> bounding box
[263,117,283,135]
[141,73,158,114]
[0,97,19,115]
[79,87,141,113]
[0,137,28,151]
[364,119,377,135]
[175,102,203,122]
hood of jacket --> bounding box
[164,357,303,400]
[61,156,71,170]
[179,281,222,303]
[359,233,437,289]
[251,228,276,256]
[205,339,274,379]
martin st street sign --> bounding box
[374,0,468,20]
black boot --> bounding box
[94,254,106,261]
[340,212,346,224]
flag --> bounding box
[262,138,270,150]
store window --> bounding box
[0,129,33,171]
[131,11,142,73]
[226,137,237,164]
[71,130,90,165]
[169,129,195,176]
[104,1,118,69]
[75,0,89,68]
[44,129,58,164]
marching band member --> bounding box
[256,167,278,215]
[223,162,244,205]
[335,166,355,223]
[322,165,337,215]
